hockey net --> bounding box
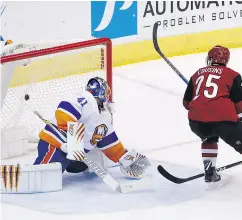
[1,38,112,142]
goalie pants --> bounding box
[189,120,242,153]
[33,139,88,173]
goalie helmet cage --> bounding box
[1,38,112,142]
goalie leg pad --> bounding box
[34,139,70,173]
[1,163,62,194]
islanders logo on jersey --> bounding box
[90,124,108,146]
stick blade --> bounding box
[157,165,185,184]
[158,161,242,184]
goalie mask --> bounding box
[86,77,111,104]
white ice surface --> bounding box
[1,48,242,220]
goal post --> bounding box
[1,38,113,157]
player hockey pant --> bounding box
[33,139,88,173]
[189,120,242,154]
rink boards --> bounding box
[112,27,242,67]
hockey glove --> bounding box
[119,149,151,179]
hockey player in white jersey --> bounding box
[33,77,150,179]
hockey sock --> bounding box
[201,143,218,167]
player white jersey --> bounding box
[39,90,125,162]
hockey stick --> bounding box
[24,95,151,193]
[152,21,189,85]
[158,161,242,184]
[152,22,242,183]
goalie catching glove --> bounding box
[118,149,151,179]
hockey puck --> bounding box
[24,94,30,101]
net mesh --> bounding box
[1,39,111,141]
